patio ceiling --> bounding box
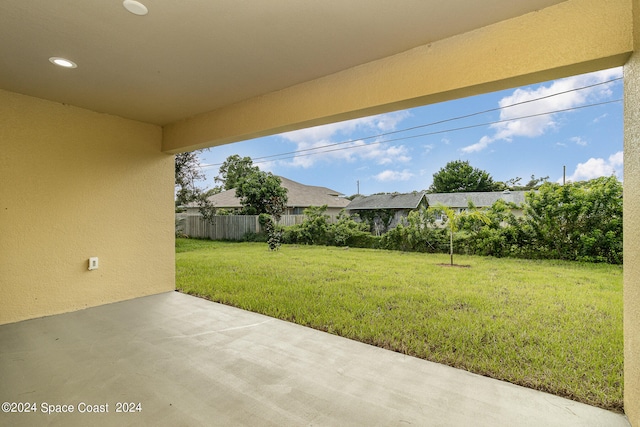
[0,0,566,126]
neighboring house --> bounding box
[426,190,527,220]
[185,176,350,217]
[346,192,428,234]
[346,191,527,232]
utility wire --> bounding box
[200,77,622,168]
[251,77,622,162]
[250,99,621,164]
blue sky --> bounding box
[199,67,623,196]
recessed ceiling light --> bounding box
[49,57,77,68]
[123,0,148,16]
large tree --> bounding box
[216,155,288,216]
[215,154,260,190]
[428,160,497,193]
[236,171,288,217]
[174,149,216,222]
[175,150,206,206]
[495,174,549,191]
[216,155,288,249]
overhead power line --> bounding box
[253,100,621,164]
[200,77,622,168]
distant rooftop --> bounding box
[345,190,527,211]
[346,192,427,210]
[426,191,527,208]
[192,176,350,209]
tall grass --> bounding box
[176,239,623,411]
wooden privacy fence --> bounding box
[182,215,257,240]
[179,214,317,240]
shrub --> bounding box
[282,207,382,249]
[329,212,370,246]
[242,232,267,242]
[281,224,302,244]
[346,233,382,249]
[258,213,283,250]
[380,208,448,253]
[283,176,623,265]
[519,177,622,264]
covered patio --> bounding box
[2,0,639,425]
[0,292,629,426]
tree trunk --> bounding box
[450,228,454,265]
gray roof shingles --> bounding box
[199,176,350,209]
[346,192,427,210]
[346,191,527,211]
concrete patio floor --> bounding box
[0,291,629,427]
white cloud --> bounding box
[593,113,609,123]
[610,151,624,166]
[423,144,435,154]
[374,169,414,182]
[461,67,622,153]
[257,160,277,173]
[570,136,588,146]
[277,111,412,168]
[374,112,411,131]
[461,136,492,153]
[564,151,623,182]
[360,143,411,165]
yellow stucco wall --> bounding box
[0,89,175,325]
[624,0,640,423]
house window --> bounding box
[292,207,304,215]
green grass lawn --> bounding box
[176,238,623,412]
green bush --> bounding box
[282,207,382,249]
[242,232,267,242]
[518,177,622,264]
[329,212,370,246]
[346,233,382,249]
[258,213,283,250]
[283,177,623,264]
[291,206,331,245]
[281,224,302,244]
[379,209,448,253]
